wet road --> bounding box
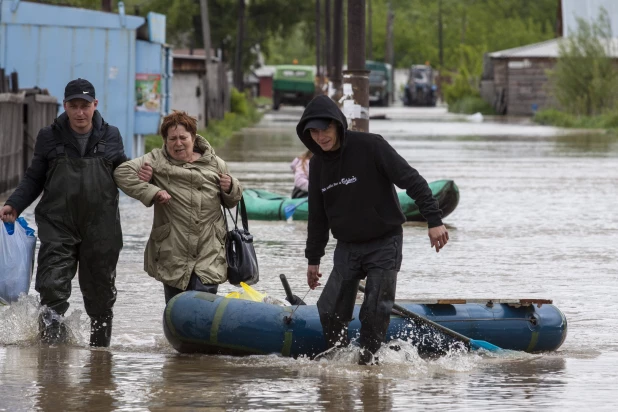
[2,106,618,411]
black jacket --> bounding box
[296,95,443,265]
[5,111,127,215]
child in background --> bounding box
[290,150,313,198]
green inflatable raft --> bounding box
[243,179,459,221]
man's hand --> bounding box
[138,161,153,182]
[428,225,449,253]
[153,190,172,204]
[0,205,17,223]
[219,173,232,194]
[307,265,322,289]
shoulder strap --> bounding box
[238,197,249,230]
[223,196,248,232]
[51,127,66,156]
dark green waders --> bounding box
[34,142,122,347]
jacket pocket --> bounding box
[151,222,171,242]
[151,223,171,264]
[149,223,173,280]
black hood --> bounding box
[296,95,348,158]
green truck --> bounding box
[365,60,392,107]
[272,65,316,110]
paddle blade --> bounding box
[284,204,296,220]
[469,339,503,352]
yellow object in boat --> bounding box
[225,282,267,302]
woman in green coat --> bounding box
[114,111,243,303]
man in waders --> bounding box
[0,78,126,347]
[296,95,449,365]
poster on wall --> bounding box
[135,73,161,112]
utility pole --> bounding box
[101,0,112,12]
[315,0,321,93]
[438,0,444,68]
[234,0,246,91]
[324,0,332,78]
[344,0,369,132]
[200,0,212,127]
[367,0,372,60]
[331,0,343,99]
[386,0,394,104]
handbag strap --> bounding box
[222,196,249,231]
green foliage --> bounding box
[140,0,313,73]
[50,0,559,76]
[448,96,495,115]
[252,96,272,109]
[145,134,163,154]
[265,23,316,65]
[534,109,618,129]
[442,44,485,104]
[371,0,556,70]
[548,9,618,116]
[231,88,249,116]
[443,69,478,105]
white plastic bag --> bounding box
[0,220,36,304]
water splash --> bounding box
[0,294,87,346]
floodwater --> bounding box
[2,106,618,411]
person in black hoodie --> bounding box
[296,95,449,365]
[0,79,127,347]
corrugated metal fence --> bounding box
[0,69,58,196]
[206,62,230,121]
[0,93,24,195]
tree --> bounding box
[142,0,313,71]
[549,9,618,116]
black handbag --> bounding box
[223,196,259,286]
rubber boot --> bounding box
[39,308,68,345]
[319,314,351,349]
[90,315,113,347]
[358,347,378,366]
[357,269,398,365]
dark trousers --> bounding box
[291,187,308,199]
[164,273,219,304]
[317,234,402,355]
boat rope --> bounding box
[285,287,312,323]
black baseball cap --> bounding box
[64,78,95,103]
[304,118,331,133]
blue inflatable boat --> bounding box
[163,291,567,357]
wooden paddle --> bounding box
[358,285,502,352]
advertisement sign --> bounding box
[135,73,161,112]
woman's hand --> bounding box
[154,190,172,204]
[219,173,232,194]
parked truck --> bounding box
[404,64,438,107]
[365,60,392,107]
[272,65,316,110]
